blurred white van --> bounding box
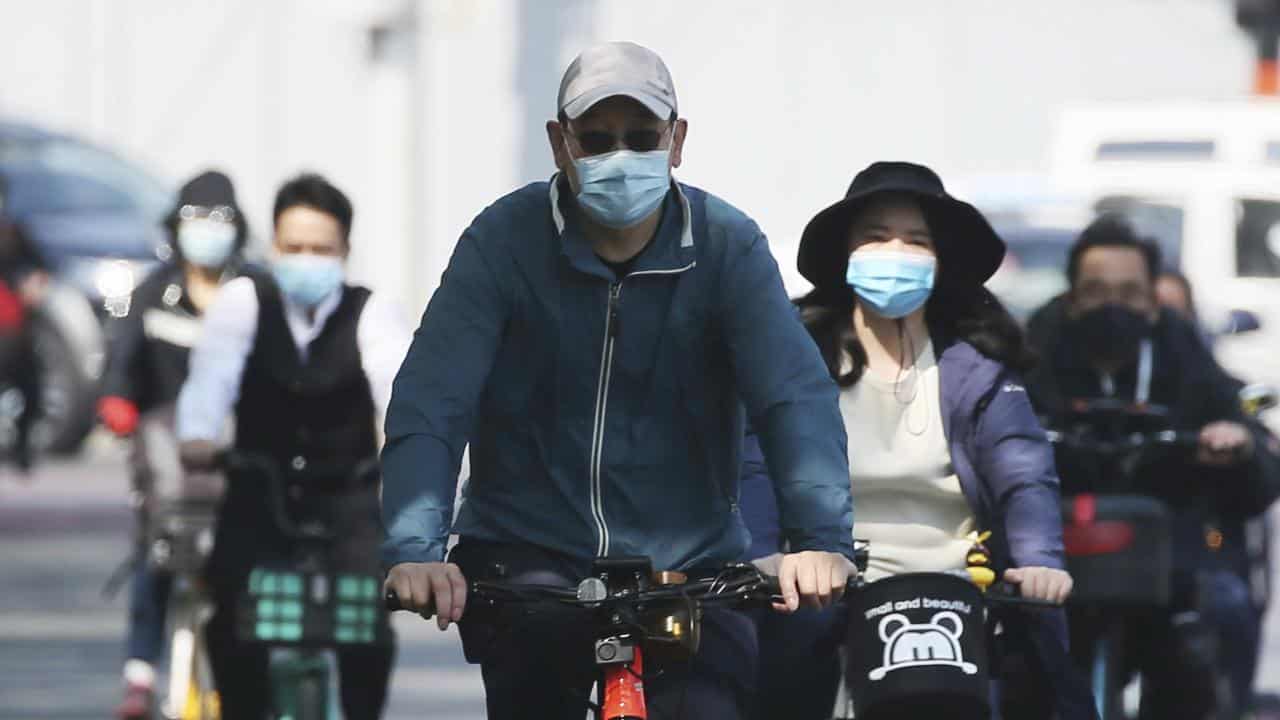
[1038,100,1280,389]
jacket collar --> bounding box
[549,173,696,279]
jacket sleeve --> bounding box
[974,375,1066,570]
[101,306,146,403]
[719,226,853,558]
[738,426,783,561]
[380,230,508,567]
[1239,419,1280,516]
[1191,352,1280,519]
[101,272,162,405]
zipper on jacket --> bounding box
[587,261,695,557]
[589,281,623,555]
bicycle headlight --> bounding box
[95,260,141,317]
[640,602,701,661]
[640,570,702,661]
[95,259,138,300]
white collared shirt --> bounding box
[175,276,412,442]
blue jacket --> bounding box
[381,178,853,572]
[742,338,1095,719]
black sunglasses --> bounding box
[566,126,669,156]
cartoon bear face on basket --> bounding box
[868,611,978,681]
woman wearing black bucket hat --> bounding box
[742,162,1093,719]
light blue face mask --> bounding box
[272,254,345,308]
[570,144,671,229]
[845,250,937,319]
[177,218,237,268]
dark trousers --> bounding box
[1200,569,1262,715]
[125,563,172,663]
[205,605,394,720]
[1072,569,1259,719]
[1070,608,1218,720]
[0,324,38,467]
[451,539,759,720]
[751,605,842,720]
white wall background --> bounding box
[0,0,1256,309]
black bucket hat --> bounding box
[797,161,1005,293]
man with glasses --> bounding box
[98,171,252,719]
[1025,215,1278,718]
[381,42,855,718]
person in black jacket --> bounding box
[1154,268,1280,717]
[102,170,251,720]
[0,174,50,471]
[1025,216,1278,719]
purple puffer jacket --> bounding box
[741,338,1096,719]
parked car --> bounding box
[0,119,171,453]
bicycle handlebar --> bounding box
[1045,428,1200,455]
[384,563,794,616]
[216,450,381,542]
[384,569,1059,614]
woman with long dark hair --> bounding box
[742,162,1091,719]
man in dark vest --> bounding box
[178,173,412,719]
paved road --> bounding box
[0,436,485,720]
[3,435,1280,719]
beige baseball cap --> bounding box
[557,41,678,120]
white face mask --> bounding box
[271,253,346,307]
[177,218,237,268]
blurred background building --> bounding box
[0,0,1258,306]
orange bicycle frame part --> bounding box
[602,645,646,720]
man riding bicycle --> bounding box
[178,174,412,720]
[381,41,856,719]
[1025,216,1280,719]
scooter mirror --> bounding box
[1240,383,1279,416]
[1222,308,1262,335]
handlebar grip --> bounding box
[986,582,1062,609]
[384,588,441,617]
[758,574,861,598]
[758,575,782,597]
[987,594,1061,609]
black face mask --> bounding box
[1066,304,1154,368]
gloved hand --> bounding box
[98,396,139,436]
